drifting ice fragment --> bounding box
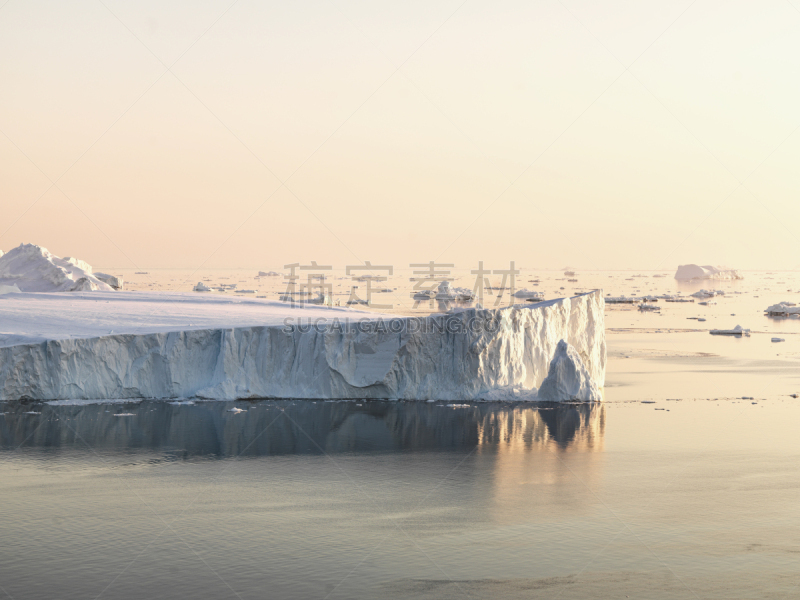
[193,282,212,292]
[710,325,749,336]
[765,302,800,317]
[537,340,602,402]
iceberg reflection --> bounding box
[0,400,604,458]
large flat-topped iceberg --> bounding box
[674,264,742,281]
[0,290,605,402]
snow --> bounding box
[0,290,606,402]
[537,339,602,402]
[674,264,743,280]
[0,243,115,292]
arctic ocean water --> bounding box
[2,269,800,598]
[2,399,800,599]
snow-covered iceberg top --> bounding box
[0,290,606,402]
[674,264,742,280]
[0,243,118,292]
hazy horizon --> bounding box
[3,0,800,271]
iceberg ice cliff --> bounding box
[538,339,602,402]
[0,290,605,402]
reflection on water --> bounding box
[0,400,605,457]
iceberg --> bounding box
[765,302,800,317]
[0,290,606,402]
[674,264,743,280]
[0,243,114,292]
[709,325,749,336]
[513,289,544,301]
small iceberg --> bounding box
[193,282,212,292]
[675,264,742,281]
[710,325,749,336]
[765,302,800,317]
[692,289,725,299]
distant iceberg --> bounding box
[0,290,606,402]
[674,264,742,280]
[0,243,119,292]
[765,302,800,317]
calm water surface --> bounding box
[1,399,799,599]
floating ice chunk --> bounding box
[114,413,135,417]
[257,271,280,277]
[772,338,785,343]
[710,325,749,336]
[691,289,725,299]
[638,303,660,311]
[513,289,544,301]
[537,339,602,402]
[193,282,212,292]
[765,302,800,317]
[675,265,743,280]
[228,407,246,413]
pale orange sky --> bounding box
[2,0,800,271]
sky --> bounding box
[2,0,800,272]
